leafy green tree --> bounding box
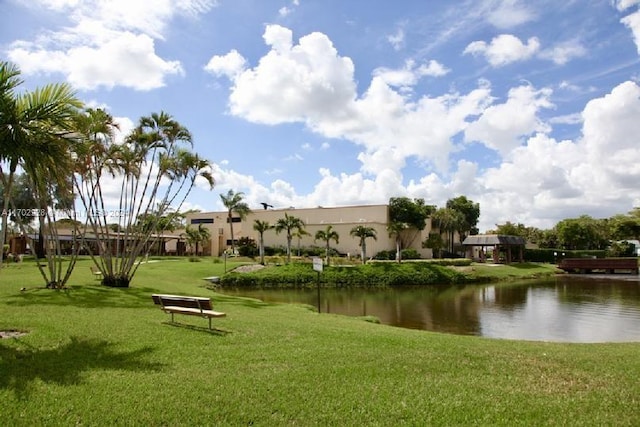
[0,173,38,229]
[220,189,250,254]
[350,225,377,264]
[253,219,272,265]
[274,213,305,264]
[610,212,640,241]
[387,197,435,261]
[446,195,480,241]
[422,232,445,258]
[315,225,339,265]
[555,215,608,250]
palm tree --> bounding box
[387,221,408,263]
[432,207,464,255]
[294,228,310,256]
[253,219,272,265]
[0,61,82,273]
[315,225,339,265]
[274,213,305,264]
[72,110,213,286]
[350,225,377,264]
[184,224,211,256]
[220,189,250,255]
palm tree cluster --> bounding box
[1,61,214,287]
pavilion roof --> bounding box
[462,234,526,246]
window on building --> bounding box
[226,217,242,223]
[190,218,214,224]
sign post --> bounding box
[312,257,323,313]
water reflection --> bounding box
[223,276,640,342]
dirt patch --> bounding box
[231,264,266,273]
[0,330,29,339]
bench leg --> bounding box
[209,317,212,330]
[171,313,174,323]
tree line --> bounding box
[488,209,640,254]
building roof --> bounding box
[462,234,526,246]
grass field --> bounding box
[1,258,638,425]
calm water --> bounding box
[223,276,640,342]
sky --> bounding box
[2,0,640,232]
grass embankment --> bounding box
[1,258,637,425]
[220,261,561,288]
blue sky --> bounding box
[3,0,640,231]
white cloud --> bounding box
[463,34,540,67]
[372,59,449,88]
[471,81,640,229]
[279,6,292,17]
[539,40,587,65]
[10,32,184,90]
[221,25,357,125]
[204,50,247,79]
[621,10,640,55]
[6,0,215,90]
[464,85,554,156]
[615,0,640,12]
[387,28,405,51]
[211,26,492,174]
[487,0,535,29]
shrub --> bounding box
[237,237,259,257]
[373,250,396,260]
[400,248,421,260]
[524,248,607,263]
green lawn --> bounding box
[1,258,638,425]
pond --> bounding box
[222,275,640,343]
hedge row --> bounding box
[524,249,607,263]
[219,262,467,289]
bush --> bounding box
[373,250,396,261]
[607,241,637,257]
[400,248,421,260]
[524,248,607,263]
[237,237,259,257]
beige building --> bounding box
[185,204,435,259]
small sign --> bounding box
[312,257,323,272]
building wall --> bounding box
[185,204,435,259]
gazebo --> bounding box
[462,234,526,264]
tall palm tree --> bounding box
[0,61,82,271]
[220,189,250,255]
[253,219,272,265]
[274,213,305,264]
[350,225,377,264]
[387,221,408,263]
[315,225,339,265]
[72,109,213,286]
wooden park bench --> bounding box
[151,294,226,329]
